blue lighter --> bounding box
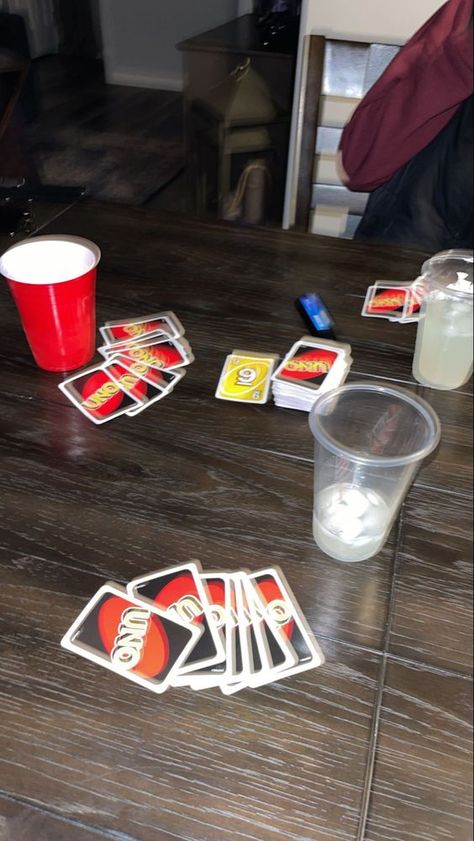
[295,292,336,339]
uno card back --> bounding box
[128,563,225,674]
[362,285,409,320]
[248,568,324,679]
[188,572,235,689]
[273,339,347,392]
[100,312,183,346]
[58,363,141,424]
[61,583,200,693]
[101,337,193,371]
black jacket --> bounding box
[354,95,473,252]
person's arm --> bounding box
[339,0,473,192]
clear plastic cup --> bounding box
[308,382,441,562]
[413,249,473,390]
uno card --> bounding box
[98,337,194,371]
[111,355,184,392]
[106,360,165,410]
[60,582,201,694]
[209,576,246,691]
[362,285,409,320]
[400,281,425,322]
[231,349,279,360]
[221,573,275,694]
[99,311,184,346]
[272,337,350,392]
[58,362,142,424]
[241,584,263,675]
[241,574,297,678]
[247,568,324,682]
[128,563,225,676]
[220,573,253,694]
[215,352,277,403]
[106,357,184,416]
[187,572,236,689]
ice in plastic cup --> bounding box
[0,234,101,372]
[308,382,441,562]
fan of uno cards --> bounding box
[61,562,324,696]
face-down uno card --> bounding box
[241,574,298,681]
[99,311,184,346]
[247,568,324,681]
[187,572,235,689]
[362,285,410,320]
[219,573,258,694]
[106,358,184,416]
[58,361,143,424]
[188,573,246,693]
[111,355,184,392]
[272,338,350,392]
[99,336,194,370]
[61,582,202,693]
[128,563,225,678]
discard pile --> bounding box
[58,312,193,423]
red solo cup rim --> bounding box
[0,234,101,285]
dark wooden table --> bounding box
[0,201,472,841]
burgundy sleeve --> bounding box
[339,5,474,192]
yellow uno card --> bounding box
[215,352,277,404]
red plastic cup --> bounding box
[0,234,101,372]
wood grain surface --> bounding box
[365,661,473,841]
[390,487,473,675]
[0,201,471,841]
[0,796,109,841]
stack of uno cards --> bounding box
[362,279,425,324]
[271,336,352,412]
[215,349,279,404]
[58,312,193,424]
[61,562,325,695]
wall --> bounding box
[301,0,446,45]
[283,0,446,227]
[99,0,240,90]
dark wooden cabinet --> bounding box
[178,14,297,224]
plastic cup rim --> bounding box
[308,381,441,467]
[421,249,473,299]
[0,234,101,285]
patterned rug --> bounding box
[34,121,184,206]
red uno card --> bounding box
[100,337,193,371]
[188,572,236,689]
[128,563,225,676]
[272,338,349,392]
[58,362,142,424]
[220,574,252,693]
[106,358,183,416]
[241,574,297,679]
[61,582,201,694]
[99,312,184,346]
[248,568,324,681]
[362,285,409,320]
[402,282,425,320]
[112,355,184,392]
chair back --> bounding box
[293,34,399,236]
